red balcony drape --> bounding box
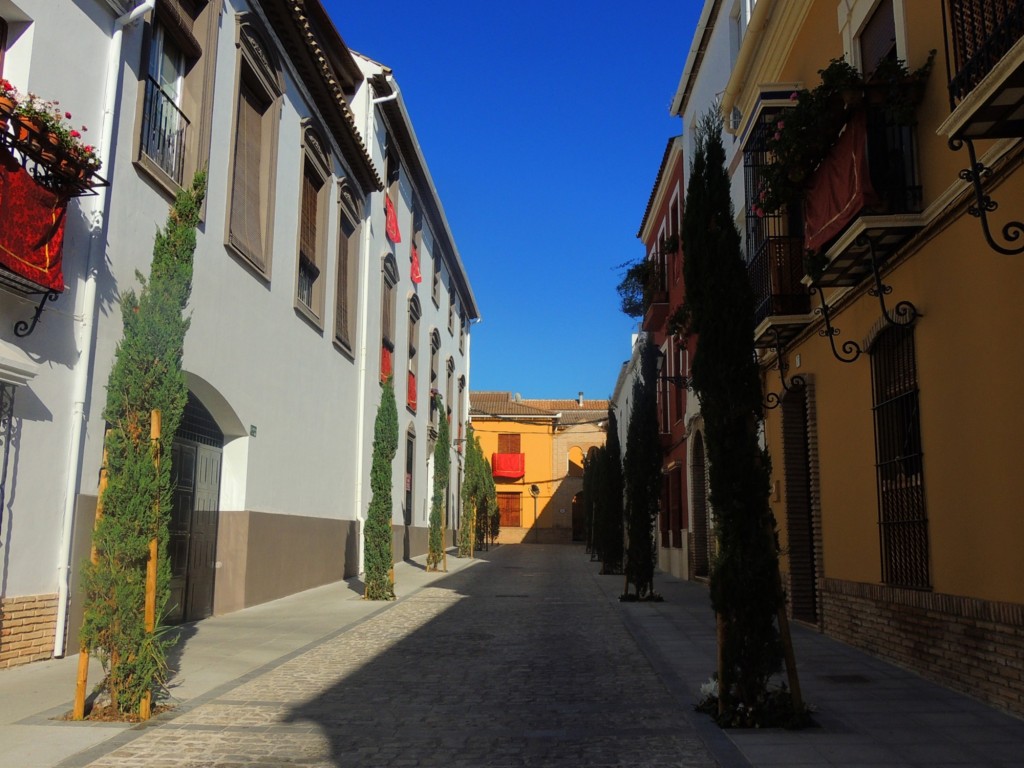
[803,111,878,252]
[491,452,525,479]
[0,150,68,292]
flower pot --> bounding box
[39,131,60,164]
[13,115,44,154]
[0,95,15,132]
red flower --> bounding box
[64,111,72,119]
[70,129,81,139]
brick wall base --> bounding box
[0,593,58,669]
[820,578,1024,717]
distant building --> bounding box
[469,392,607,544]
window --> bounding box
[428,329,441,426]
[497,492,521,528]
[673,342,685,421]
[459,311,466,354]
[446,357,455,420]
[405,428,415,525]
[498,433,521,453]
[136,0,218,195]
[380,253,398,383]
[871,324,929,589]
[457,375,466,451]
[431,248,442,306]
[225,18,282,276]
[407,296,421,412]
[334,180,362,354]
[859,0,896,76]
[0,17,7,75]
[295,126,330,322]
[448,288,456,335]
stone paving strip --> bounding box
[64,547,721,767]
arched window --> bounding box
[380,253,398,383]
[567,446,585,478]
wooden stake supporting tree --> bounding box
[77,173,206,718]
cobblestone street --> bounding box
[69,546,718,768]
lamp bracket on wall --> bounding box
[949,135,1024,256]
[14,289,60,338]
[762,326,805,410]
[859,234,919,327]
[811,285,863,364]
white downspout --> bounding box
[54,0,155,658]
[353,75,398,575]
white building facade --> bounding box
[0,0,477,669]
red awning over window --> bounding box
[0,150,68,292]
[492,452,525,479]
[804,111,878,253]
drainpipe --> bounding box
[720,0,771,134]
[353,73,399,575]
[54,0,155,659]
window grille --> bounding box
[871,325,930,588]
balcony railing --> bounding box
[749,236,809,328]
[945,0,1024,105]
[141,76,189,185]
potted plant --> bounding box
[13,93,100,182]
[865,49,936,125]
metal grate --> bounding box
[946,0,1024,104]
[177,393,223,447]
[871,325,930,589]
[743,108,809,324]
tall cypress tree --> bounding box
[457,425,479,557]
[364,379,398,600]
[622,339,661,599]
[427,395,450,570]
[682,110,783,718]
[80,172,207,715]
[601,408,624,574]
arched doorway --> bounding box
[571,492,584,541]
[691,432,710,579]
[167,393,223,624]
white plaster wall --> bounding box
[0,0,112,598]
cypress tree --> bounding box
[601,408,624,574]
[622,339,661,599]
[427,396,450,570]
[364,378,398,600]
[583,448,598,559]
[457,426,481,557]
[80,172,207,715]
[682,110,783,719]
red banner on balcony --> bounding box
[385,194,402,243]
[407,370,417,411]
[0,151,68,292]
[804,111,878,253]
[380,345,393,383]
[410,244,422,284]
[492,452,525,479]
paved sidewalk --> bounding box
[1,544,1023,767]
[1,551,478,768]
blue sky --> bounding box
[325,1,702,400]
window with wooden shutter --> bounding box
[498,433,521,453]
[226,19,281,277]
[335,181,361,354]
[859,0,896,76]
[295,125,330,323]
[497,492,521,528]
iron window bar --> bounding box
[762,326,805,410]
[141,75,189,185]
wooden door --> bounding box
[186,444,221,621]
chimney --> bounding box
[577,391,584,407]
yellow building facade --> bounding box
[469,392,607,544]
[725,0,1024,715]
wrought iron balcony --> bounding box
[749,235,810,342]
[806,105,924,288]
[943,0,1024,138]
[641,254,670,331]
[141,76,189,185]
